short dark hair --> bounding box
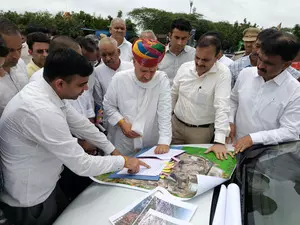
[43,48,93,83]
[0,18,20,36]
[197,35,221,56]
[25,25,49,35]
[201,31,223,50]
[170,18,192,33]
[257,28,280,42]
[76,37,97,52]
[26,32,50,50]
[0,34,9,57]
[261,32,300,61]
[49,35,81,54]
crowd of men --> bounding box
[0,16,300,225]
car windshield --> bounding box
[245,141,300,225]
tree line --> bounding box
[1,8,299,52]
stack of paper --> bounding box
[109,187,197,225]
[137,146,185,160]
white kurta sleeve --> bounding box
[103,77,124,126]
[157,76,172,145]
[22,108,124,177]
[250,93,300,145]
[213,69,231,144]
[171,67,181,111]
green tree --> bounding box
[293,24,300,41]
[128,7,202,35]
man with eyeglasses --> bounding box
[109,18,133,62]
[0,18,28,117]
[26,32,50,77]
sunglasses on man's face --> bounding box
[35,49,49,54]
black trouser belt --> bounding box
[175,115,212,128]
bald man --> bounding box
[93,37,133,128]
[109,18,133,62]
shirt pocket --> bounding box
[259,98,281,124]
[196,92,208,105]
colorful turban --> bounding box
[132,39,165,67]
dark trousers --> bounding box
[58,166,92,202]
[0,185,68,225]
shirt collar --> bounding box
[191,62,218,77]
[39,78,65,108]
[166,44,189,55]
[29,59,41,70]
[273,69,288,86]
[119,38,128,48]
[254,67,288,86]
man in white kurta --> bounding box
[93,37,133,125]
[103,39,172,156]
[230,32,300,154]
[0,19,28,117]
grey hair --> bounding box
[99,37,118,49]
[140,30,157,40]
[109,18,126,27]
[85,34,100,45]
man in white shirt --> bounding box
[229,32,300,154]
[103,39,172,156]
[158,18,195,85]
[253,29,300,81]
[93,37,133,126]
[109,18,133,62]
[30,35,95,121]
[0,48,148,225]
[172,35,233,160]
[201,31,233,67]
[0,18,28,117]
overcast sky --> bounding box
[2,0,299,28]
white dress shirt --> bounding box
[103,69,172,155]
[118,38,133,62]
[93,60,133,109]
[31,68,95,95]
[0,59,28,117]
[230,67,300,145]
[0,78,124,207]
[68,90,95,119]
[158,45,195,85]
[172,61,231,144]
[218,55,233,67]
[30,68,95,117]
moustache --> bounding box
[258,67,267,73]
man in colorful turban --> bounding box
[103,38,172,156]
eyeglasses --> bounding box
[36,49,49,54]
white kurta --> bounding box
[103,69,172,155]
[0,59,28,117]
